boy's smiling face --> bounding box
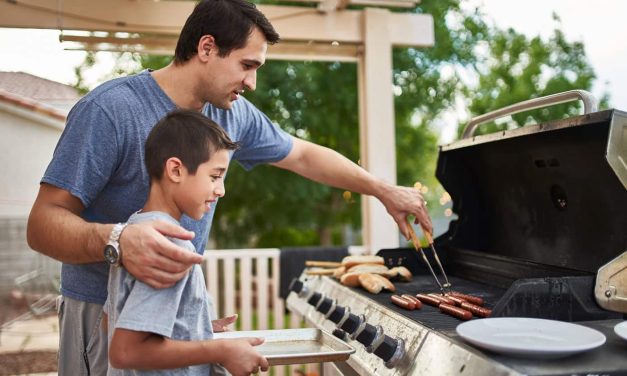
[175,149,230,221]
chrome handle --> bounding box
[461,90,598,139]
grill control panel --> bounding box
[289,278,406,369]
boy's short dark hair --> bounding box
[145,109,239,180]
[174,0,280,63]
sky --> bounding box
[1,0,626,130]
[466,0,627,110]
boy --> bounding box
[105,109,269,376]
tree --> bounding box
[460,13,608,137]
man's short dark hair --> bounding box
[174,0,280,63]
[145,109,239,180]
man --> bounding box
[27,0,431,374]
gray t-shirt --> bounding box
[105,211,216,376]
[42,70,293,304]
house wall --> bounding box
[0,104,63,294]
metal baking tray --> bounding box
[213,328,355,365]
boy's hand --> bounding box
[220,337,269,376]
[212,314,238,332]
[120,220,203,288]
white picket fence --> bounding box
[203,248,311,376]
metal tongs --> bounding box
[405,217,452,295]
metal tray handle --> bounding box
[461,90,599,139]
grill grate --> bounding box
[348,272,506,331]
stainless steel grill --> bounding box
[287,93,627,375]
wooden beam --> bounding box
[0,0,433,47]
[358,8,400,253]
[284,0,419,10]
[61,34,362,62]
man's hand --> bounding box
[120,221,202,289]
[212,314,238,332]
[378,184,433,240]
[220,338,269,376]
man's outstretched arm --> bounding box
[271,137,432,238]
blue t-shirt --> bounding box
[42,70,293,304]
[106,211,216,376]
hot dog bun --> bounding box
[341,255,384,269]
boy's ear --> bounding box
[164,157,184,182]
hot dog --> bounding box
[416,293,441,307]
[439,303,472,320]
[391,295,415,310]
[460,301,492,318]
[428,293,456,306]
[448,291,484,306]
[401,294,423,309]
[446,295,466,306]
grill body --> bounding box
[287,109,627,375]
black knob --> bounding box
[316,297,334,315]
[374,336,398,362]
[328,305,346,324]
[340,313,362,334]
[332,329,347,341]
[356,323,378,346]
[289,279,304,293]
[307,292,322,307]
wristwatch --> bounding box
[104,223,128,266]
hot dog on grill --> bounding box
[448,291,484,306]
[416,293,441,307]
[428,293,456,306]
[401,294,423,309]
[439,303,472,320]
[391,294,415,310]
[446,295,466,306]
[460,301,492,318]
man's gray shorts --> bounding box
[57,295,108,376]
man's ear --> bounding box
[165,157,185,182]
[197,35,217,62]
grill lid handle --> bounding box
[461,90,599,139]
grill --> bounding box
[286,92,627,375]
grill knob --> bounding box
[327,305,346,324]
[341,313,364,335]
[355,323,383,349]
[374,335,406,368]
[288,278,310,298]
[288,278,303,293]
[316,297,335,315]
[332,328,348,341]
[307,292,322,307]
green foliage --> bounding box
[461,16,609,137]
[73,51,96,95]
[213,61,363,248]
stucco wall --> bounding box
[0,106,63,217]
[0,105,63,295]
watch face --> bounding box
[104,245,119,265]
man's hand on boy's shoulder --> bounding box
[219,337,269,376]
[120,221,202,288]
[212,314,238,332]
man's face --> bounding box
[203,27,267,109]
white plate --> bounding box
[456,317,606,358]
[615,321,627,341]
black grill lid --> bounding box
[436,109,627,273]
